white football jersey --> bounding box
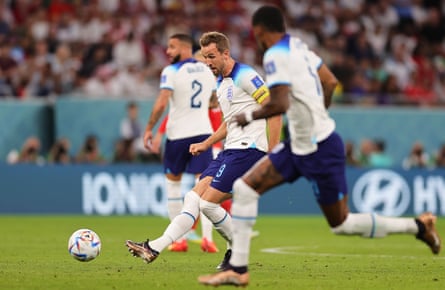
[160,58,215,140]
[263,34,335,155]
[217,62,270,152]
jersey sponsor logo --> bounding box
[352,169,410,216]
[251,76,264,89]
[265,61,276,75]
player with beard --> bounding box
[141,34,217,252]
[126,31,281,269]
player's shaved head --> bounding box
[252,5,285,32]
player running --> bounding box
[198,5,441,287]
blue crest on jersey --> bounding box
[161,75,167,84]
[251,76,264,89]
[265,61,276,75]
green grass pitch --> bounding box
[0,215,443,290]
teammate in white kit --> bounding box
[126,31,281,268]
[198,5,441,287]
[142,34,216,251]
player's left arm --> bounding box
[317,63,338,109]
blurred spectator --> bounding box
[78,32,113,79]
[49,43,79,94]
[120,101,143,150]
[0,42,17,89]
[435,143,445,168]
[402,141,431,169]
[0,68,13,96]
[83,64,123,97]
[47,0,75,23]
[113,138,137,163]
[345,140,360,167]
[383,39,417,93]
[358,138,375,167]
[369,139,393,167]
[113,31,145,69]
[116,65,156,98]
[29,8,49,41]
[376,74,400,105]
[76,134,106,164]
[7,136,45,164]
[26,62,55,97]
[47,137,72,164]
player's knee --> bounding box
[181,191,200,219]
[199,199,218,219]
[233,179,259,205]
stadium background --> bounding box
[1,0,445,216]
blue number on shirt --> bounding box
[191,80,202,108]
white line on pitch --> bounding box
[261,246,445,259]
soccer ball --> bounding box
[68,229,101,262]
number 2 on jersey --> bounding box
[191,80,202,108]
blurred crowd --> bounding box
[0,0,444,105]
[7,131,445,169]
[345,138,445,169]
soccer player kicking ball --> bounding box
[125,31,281,269]
[198,5,441,287]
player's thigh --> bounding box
[193,176,213,195]
[201,186,232,204]
[242,155,285,194]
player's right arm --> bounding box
[143,89,171,151]
[317,63,338,108]
[189,120,227,156]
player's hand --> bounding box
[232,111,253,127]
[143,130,154,151]
[189,142,207,156]
[150,134,162,154]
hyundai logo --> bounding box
[352,169,410,216]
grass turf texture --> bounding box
[0,215,444,290]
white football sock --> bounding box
[165,179,182,221]
[230,179,259,267]
[200,212,214,241]
[331,213,418,238]
[200,199,232,244]
[150,191,200,252]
